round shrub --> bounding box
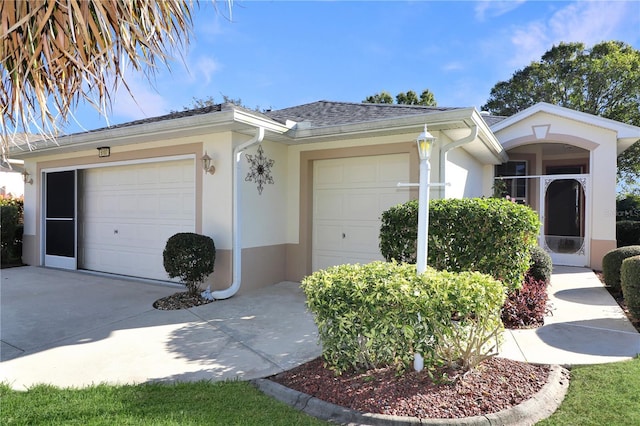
[602,246,640,291]
[621,255,640,321]
[379,198,540,291]
[163,232,215,295]
[528,245,552,283]
[617,221,640,247]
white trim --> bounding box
[491,102,640,139]
[40,154,195,173]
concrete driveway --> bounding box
[0,267,321,390]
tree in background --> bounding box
[364,89,437,106]
[482,41,640,192]
[0,0,231,162]
[181,94,260,111]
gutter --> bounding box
[438,124,478,197]
[210,126,265,300]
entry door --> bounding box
[539,174,589,267]
[44,170,77,269]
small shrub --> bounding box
[621,255,640,320]
[528,246,553,283]
[501,274,549,329]
[301,261,506,374]
[617,221,640,247]
[380,198,540,291]
[602,246,640,291]
[163,233,215,295]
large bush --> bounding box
[163,233,215,295]
[621,256,640,320]
[617,221,640,247]
[602,246,640,291]
[301,261,506,374]
[380,198,540,291]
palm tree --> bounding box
[0,0,209,161]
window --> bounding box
[495,161,527,204]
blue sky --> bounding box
[66,1,640,133]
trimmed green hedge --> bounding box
[163,233,215,295]
[621,255,640,320]
[301,261,506,374]
[380,198,540,291]
[602,246,640,291]
[617,221,640,247]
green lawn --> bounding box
[539,357,640,426]
[2,358,639,425]
[0,380,326,425]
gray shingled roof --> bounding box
[480,113,508,127]
[65,100,507,137]
[265,100,462,127]
[83,104,224,134]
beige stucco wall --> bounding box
[445,146,485,198]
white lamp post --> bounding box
[416,124,436,275]
[413,125,435,373]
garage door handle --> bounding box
[342,233,346,239]
[114,229,119,234]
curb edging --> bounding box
[251,365,570,426]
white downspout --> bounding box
[438,125,478,198]
[210,126,265,300]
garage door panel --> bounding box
[80,159,195,281]
[315,192,344,219]
[344,192,381,221]
[342,224,381,254]
[343,163,376,184]
[313,154,409,271]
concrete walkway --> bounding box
[1,265,639,390]
[499,266,640,365]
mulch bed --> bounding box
[152,291,214,310]
[269,357,550,419]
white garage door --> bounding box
[78,159,196,281]
[313,154,410,271]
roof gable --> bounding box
[491,102,640,138]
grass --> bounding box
[0,380,326,425]
[539,356,640,425]
[2,358,639,425]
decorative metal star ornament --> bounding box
[245,144,275,195]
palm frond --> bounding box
[0,0,203,160]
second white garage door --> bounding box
[312,154,410,271]
[78,159,196,281]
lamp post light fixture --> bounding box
[416,124,435,275]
